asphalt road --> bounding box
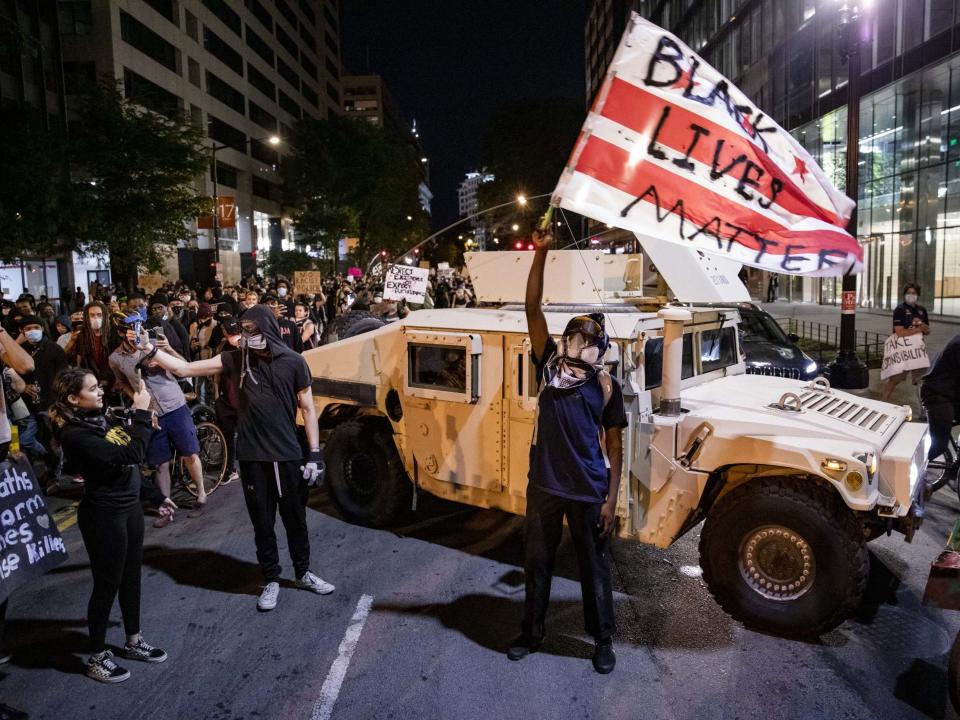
[3,475,960,720]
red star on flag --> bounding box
[792,155,808,183]
[738,113,754,134]
[671,67,700,90]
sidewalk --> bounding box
[758,300,957,412]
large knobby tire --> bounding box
[340,316,386,339]
[699,476,868,638]
[324,419,411,527]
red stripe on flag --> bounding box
[575,134,861,261]
[598,77,846,229]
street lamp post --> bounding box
[826,1,870,389]
[209,134,281,277]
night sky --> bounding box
[340,0,589,227]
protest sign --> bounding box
[294,271,323,295]
[880,334,930,381]
[552,13,861,277]
[0,456,68,604]
[383,265,429,303]
[347,267,363,278]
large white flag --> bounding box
[553,13,861,277]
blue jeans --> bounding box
[16,415,46,459]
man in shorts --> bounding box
[109,311,209,523]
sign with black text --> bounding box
[552,13,860,277]
[383,265,429,303]
[0,456,67,604]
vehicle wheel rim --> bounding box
[738,525,815,601]
[344,451,378,500]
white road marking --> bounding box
[310,594,375,720]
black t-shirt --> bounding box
[892,302,929,331]
[922,334,960,405]
[221,348,311,462]
[528,337,628,503]
[277,317,303,353]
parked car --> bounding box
[714,303,819,380]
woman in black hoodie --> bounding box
[51,367,176,683]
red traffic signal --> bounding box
[526,243,535,251]
[413,247,420,255]
[380,250,388,257]
[514,241,523,250]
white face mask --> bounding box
[905,293,918,305]
[90,317,103,330]
[277,287,288,298]
[241,333,267,350]
[25,329,43,344]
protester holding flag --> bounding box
[51,367,176,683]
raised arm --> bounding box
[142,336,223,378]
[525,230,552,357]
[0,327,34,374]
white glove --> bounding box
[302,450,325,486]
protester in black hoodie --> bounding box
[141,303,332,612]
[52,367,176,683]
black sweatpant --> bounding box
[521,484,615,642]
[239,460,310,583]
[216,407,238,475]
[922,395,960,461]
[77,502,144,653]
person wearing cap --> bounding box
[507,229,627,674]
[145,294,190,360]
[109,311,210,523]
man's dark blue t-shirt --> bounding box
[892,302,929,331]
[529,337,628,504]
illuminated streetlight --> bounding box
[406,215,412,221]
[516,194,527,205]
[268,135,281,145]
[511,223,519,231]
[458,234,464,240]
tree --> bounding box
[283,115,429,265]
[262,249,320,280]
[477,97,585,238]
[69,82,208,291]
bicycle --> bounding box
[925,421,960,496]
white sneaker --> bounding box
[258,581,280,611]
[296,571,335,595]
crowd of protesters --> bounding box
[0,266,476,683]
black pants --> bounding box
[0,598,7,647]
[922,394,960,461]
[216,405,237,474]
[240,460,310,583]
[77,503,144,653]
[521,485,615,642]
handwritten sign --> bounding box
[880,334,930,381]
[552,13,860,277]
[383,265,429,303]
[347,267,363,278]
[294,271,323,295]
[0,457,67,604]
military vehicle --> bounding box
[303,249,928,637]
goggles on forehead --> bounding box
[563,316,603,341]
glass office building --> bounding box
[589,0,960,314]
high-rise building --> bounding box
[458,171,494,249]
[587,0,960,316]
[60,0,343,285]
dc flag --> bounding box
[552,13,861,277]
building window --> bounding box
[302,83,319,108]
[203,26,243,76]
[251,138,279,166]
[275,0,298,29]
[188,57,201,87]
[277,57,300,90]
[252,176,279,200]
[206,70,245,114]
[184,9,199,42]
[276,23,299,60]
[142,0,176,25]
[300,54,317,80]
[278,89,301,118]
[211,161,238,188]
[325,31,338,58]
[124,67,181,119]
[202,0,241,37]
[325,56,339,80]
[62,61,96,94]
[59,1,92,36]
[326,82,339,105]
[248,99,278,132]
[207,115,245,149]
[246,0,272,31]
[247,62,276,101]
[298,0,316,26]
[299,23,317,54]
[120,11,178,74]
[323,4,337,32]
[246,25,275,67]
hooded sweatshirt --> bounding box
[220,303,311,462]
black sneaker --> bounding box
[121,637,167,663]
[592,639,616,674]
[86,650,131,683]
[507,633,543,661]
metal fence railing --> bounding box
[771,317,887,367]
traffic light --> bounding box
[380,250,388,258]
[514,240,523,250]
[413,247,420,256]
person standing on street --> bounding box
[52,368,176,683]
[508,229,627,674]
[141,304,331,611]
[881,283,931,401]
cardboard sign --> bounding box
[383,264,429,303]
[347,267,363,278]
[294,271,323,295]
[0,456,68,604]
[880,334,930,381]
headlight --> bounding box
[804,359,818,374]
